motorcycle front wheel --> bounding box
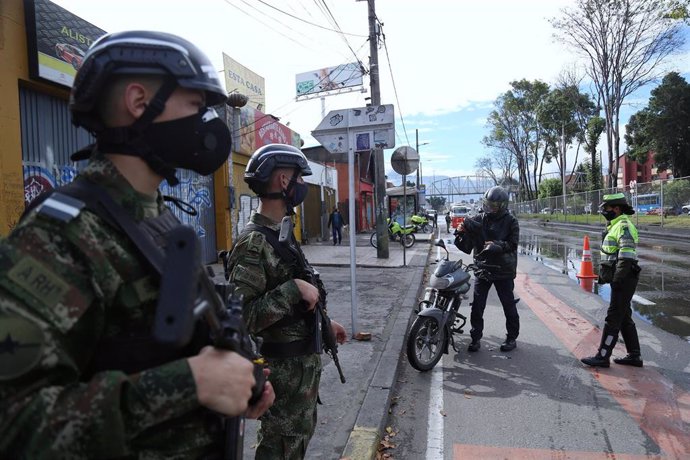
[370,232,378,248]
[401,233,415,248]
[406,316,446,371]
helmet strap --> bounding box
[94,79,182,185]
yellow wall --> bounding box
[0,0,29,235]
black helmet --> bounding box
[482,186,509,215]
[70,30,227,131]
[244,144,312,194]
[599,193,634,215]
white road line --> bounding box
[426,360,444,460]
[632,294,656,306]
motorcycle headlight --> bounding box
[430,275,451,290]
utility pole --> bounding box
[368,0,389,258]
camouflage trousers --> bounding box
[256,353,321,460]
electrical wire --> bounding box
[316,0,364,68]
[378,18,410,147]
[256,0,367,37]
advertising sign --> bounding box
[237,107,301,155]
[296,63,363,97]
[24,0,107,88]
[223,54,266,111]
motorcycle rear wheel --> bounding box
[401,233,415,248]
[406,316,446,371]
[370,232,378,248]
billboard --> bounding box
[295,63,363,97]
[24,0,107,88]
[223,54,266,111]
[237,107,301,156]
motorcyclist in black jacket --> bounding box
[454,186,520,352]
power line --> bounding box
[256,0,367,37]
[379,19,410,147]
[316,0,364,67]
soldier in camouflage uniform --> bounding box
[0,31,273,458]
[225,144,348,459]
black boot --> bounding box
[581,325,618,368]
[613,353,643,367]
[467,340,481,352]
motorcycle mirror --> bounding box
[434,239,446,249]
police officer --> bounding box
[581,193,643,368]
[454,186,520,352]
[0,31,273,458]
[225,144,347,459]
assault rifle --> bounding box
[153,225,265,460]
[278,217,346,384]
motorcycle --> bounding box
[370,218,416,248]
[405,239,498,371]
[410,214,432,233]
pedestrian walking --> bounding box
[0,31,273,458]
[225,144,348,459]
[445,211,452,233]
[454,186,520,352]
[581,193,643,368]
[328,206,344,245]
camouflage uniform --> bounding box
[226,213,321,459]
[0,153,217,459]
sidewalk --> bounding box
[215,228,440,459]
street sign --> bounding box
[312,104,395,154]
[391,146,419,175]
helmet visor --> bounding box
[483,199,503,214]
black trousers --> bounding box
[604,269,641,353]
[470,277,520,341]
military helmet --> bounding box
[482,186,509,215]
[599,193,634,215]
[70,30,227,131]
[244,144,312,193]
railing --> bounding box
[510,175,690,230]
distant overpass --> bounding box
[426,176,518,202]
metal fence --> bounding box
[510,175,690,228]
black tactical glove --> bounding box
[480,241,502,255]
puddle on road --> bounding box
[519,226,690,342]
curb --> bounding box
[341,244,432,459]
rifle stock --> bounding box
[153,225,265,460]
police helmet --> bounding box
[244,144,312,194]
[482,186,509,215]
[70,30,227,131]
[599,193,634,215]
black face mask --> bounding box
[600,209,617,221]
[143,107,231,176]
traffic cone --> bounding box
[576,235,598,291]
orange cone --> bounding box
[576,235,598,280]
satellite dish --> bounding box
[391,146,419,175]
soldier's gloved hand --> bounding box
[189,347,255,416]
[294,279,319,312]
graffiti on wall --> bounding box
[23,164,79,207]
[160,175,213,238]
[235,194,258,240]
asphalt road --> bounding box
[385,240,690,460]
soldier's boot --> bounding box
[581,325,618,368]
[614,321,643,367]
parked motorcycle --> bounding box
[370,218,416,248]
[405,239,497,371]
[410,214,432,233]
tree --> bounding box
[552,0,688,188]
[585,115,606,190]
[428,196,446,211]
[625,72,690,177]
[538,178,564,199]
[663,180,690,210]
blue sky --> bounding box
[53,0,690,187]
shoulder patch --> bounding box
[36,192,85,223]
[7,257,70,309]
[0,313,45,380]
[231,263,266,291]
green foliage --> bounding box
[663,180,690,208]
[538,178,563,198]
[428,196,446,210]
[625,72,690,177]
